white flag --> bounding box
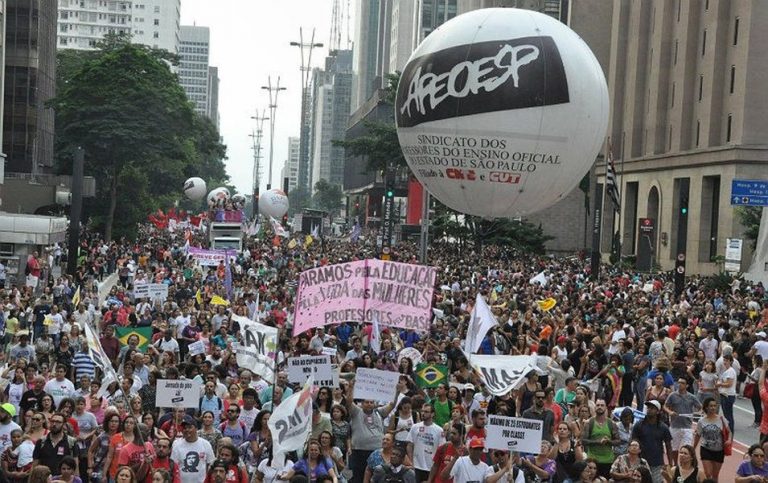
[270,217,289,238]
[464,293,497,354]
[234,314,278,381]
[529,271,548,287]
[466,354,543,396]
[268,375,315,466]
[311,224,319,239]
[370,314,381,354]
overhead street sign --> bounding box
[731,179,768,206]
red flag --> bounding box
[189,215,201,227]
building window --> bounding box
[702,29,707,56]
[154,6,160,13]
[696,121,700,147]
[153,32,159,38]
[726,114,732,142]
[154,19,159,25]
[734,17,740,45]
[699,75,703,101]
[730,65,736,93]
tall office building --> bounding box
[4,0,57,175]
[57,0,180,53]
[309,50,352,192]
[178,25,218,121]
[457,0,566,20]
[350,0,384,114]
[389,0,457,73]
[281,136,300,193]
[593,1,768,274]
[130,0,181,53]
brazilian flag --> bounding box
[115,327,153,352]
[414,363,448,388]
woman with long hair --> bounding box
[662,444,703,483]
[388,397,416,445]
[698,360,718,403]
[316,387,334,416]
[151,469,171,483]
[318,430,346,476]
[550,422,583,483]
[223,383,242,417]
[629,466,653,483]
[244,409,272,466]
[398,357,413,376]
[39,393,55,422]
[88,411,119,483]
[127,396,143,420]
[140,412,168,445]
[53,334,75,369]
[693,397,726,481]
[632,343,650,407]
[28,466,51,483]
[279,439,338,483]
[101,415,139,482]
[571,458,608,483]
[646,373,671,424]
[610,440,650,483]
[114,466,138,483]
[520,440,556,482]
[50,455,81,483]
[25,411,48,443]
[4,368,26,416]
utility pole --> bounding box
[249,110,268,218]
[67,147,84,277]
[290,28,323,209]
[261,77,286,190]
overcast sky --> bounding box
[180,0,354,194]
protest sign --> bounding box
[486,415,543,454]
[156,379,201,408]
[187,340,206,356]
[321,346,338,357]
[188,247,236,266]
[287,355,334,386]
[269,376,315,461]
[398,347,423,366]
[293,260,437,336]
[466,355,542,396]
[133,283,149,299]
[353,368,399,403]
[234,315,278,381]
[133,283,168,301]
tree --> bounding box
[735,206,762,249]
[313,179,343,216]
[50,37,227,240]
[287,186,311,216]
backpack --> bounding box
[378,464,408,483]
[200,396,223,411]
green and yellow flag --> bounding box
[72,286,81,308]
[414,363,449,388]
[115,327,153,352]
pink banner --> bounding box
[292,260,437,336]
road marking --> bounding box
[734,403,755,416]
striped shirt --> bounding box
[72,352,96,379]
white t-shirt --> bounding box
[171,437,215,483]
[239,407,259,431]
[485,465,525,483]
[257,458,293,483]
[754,340,768,360]
[157,337,180,353]
[0,421,21,454]
[450,456,490,483]
[44,378,75,407]
[406,422,445,471]
[718,367,737,397]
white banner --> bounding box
[465,293,497,354]
[133,283,169,300]
[235,315,278,382]
[486,415,543,454]
[353,368,399,403]
[269,376,315,461]
[466,354,542,396]
[725,238,743,273]
[287,356,334,386]
[156,379,201,408]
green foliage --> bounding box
[50,38,227,240]
[735,206,761,249]
[703,272,741,292]
[313,179,343,216]
[287,186,311,216]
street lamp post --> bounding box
[250,110,268,217]
[261,77,286,190]
[290,28,323,209]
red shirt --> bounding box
[152,457,181,483]
[433,443,462,483]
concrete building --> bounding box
[130,0,181,53]
[309,50,352,192]
[389,0,457,73]
[57,0,131,50]
[457,0,567,20]
[178,25,218,121]
[592,1,768,275]
[57,0,180,53]
[281,136,300,193]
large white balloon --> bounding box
[259,189,289,219]
[207,187,230,205]
[183,177,207,201]
[395,8,609,218]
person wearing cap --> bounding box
[751,331,768,361]
[630,400,673,483]
[205,459,228,483]
[0,403,21,453]
[440,437,489,483]
[171,415,215,483]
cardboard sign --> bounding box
[353,368,399,403]
[287,356,334,386]
[321,346,338,357]
[486,415,543,454]
[187,340,206,356]
[133,283,168,300]
[155,379,201,408]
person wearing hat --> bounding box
[630,400,673,483]
[752,331,768,361]
[206,459,229,483]
[440,437,489,483]
[0,403,21,453]
[8,330,35,364]
[171,415,215,483]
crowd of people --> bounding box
[0,224,766,483]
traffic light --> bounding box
[385,179,395,198]
[680,197,688,215]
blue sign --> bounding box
[731,179,768,206]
